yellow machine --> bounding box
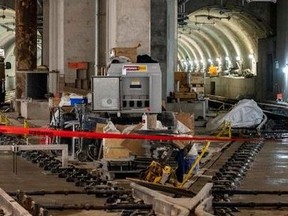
[142,161,174,184]
[142,121,231,188]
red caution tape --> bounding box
[0,125,255,142]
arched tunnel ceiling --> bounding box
[178,5,272,73]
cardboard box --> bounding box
[68,62,89,70]
[81,79,90,90]
[192,87,204,93]
[75,79,82,89]
[175,112,195,133]
[190,76,204,84]
[111,44,140,63]
[174,72,187,83]
[174,92,197,99]
[103,139,131,159]
[98,122,145,159]
[76,69,88,79]
[21,100,50,120]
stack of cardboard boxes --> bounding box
[190,73,205,99]
[174,72,205,101]
[67,62,90,90]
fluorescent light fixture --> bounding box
[0,48,4,58]
[283,64,288,74]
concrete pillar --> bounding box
[15,0,37,112]
[48,0,64,95]
[42,0,49,67]
[107,0,151,58]
[49,0,64,74]
[166,0,177,97]
[48,0,95,93]
[151,0,168,99]
[276,0,288,100]
[63,0,95,84]
[0,57,5,103]
[98,0,107,74]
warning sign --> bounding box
[122,65,147,73]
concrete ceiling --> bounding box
[178,5,272,72]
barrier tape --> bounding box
[0,125,256,142]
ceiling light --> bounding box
[283,65,288,74]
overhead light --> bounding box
[0,48,4,58]
[283,65,288,74]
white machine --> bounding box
[92,63,162,114]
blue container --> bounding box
[70,97,88,106]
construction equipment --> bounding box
[178,141,211,188]
[91,63,162,114]
[142,161,174,184]
[216,120,232,138]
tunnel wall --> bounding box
[185,0,275,30]
[256,37,276,101]
[204,77,255,99]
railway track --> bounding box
[197,139,288,215]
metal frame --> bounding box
[0,144,68,167]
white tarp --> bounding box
[206,99,264,131]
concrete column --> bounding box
[48,0,95,93]
[276,0,288,100]
[98,0,107,73]
[48,0,64,95]
[107,0,151,58]
[63,0,95,84]
[166,0,177,97]
[49,0,64,74]
[42,0,50,66]
[0,57,5,103]
[15,0,37,112]
[151,0,169,99]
